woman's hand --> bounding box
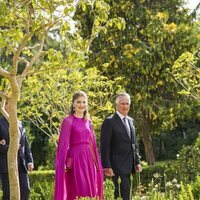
[65,167,70,173]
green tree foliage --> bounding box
[171,51,200,102]
[75,0,200,165]
[19,67,123,144]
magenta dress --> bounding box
[54,115,103,200]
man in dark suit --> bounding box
[100,92,142,200]
[0,116,34,200]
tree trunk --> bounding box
[141,107,155,165]
[7,77,20,200]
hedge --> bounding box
[0,161,192,199]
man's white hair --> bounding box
[115,92,131,105]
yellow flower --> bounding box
[164,22,177,33]
[156,12,168,20]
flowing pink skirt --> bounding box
[66,143,100,200]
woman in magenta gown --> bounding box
[54,91,103,200]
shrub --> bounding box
[137,161,179,190]
[191,175,200,199]
[29,170,55,186]
[29,170,54,200]
[179,181,194,200]
[175,137,200,182]
[103,178,115,200]
[30,180,54,200]
[1,165,199,199]
[29,163,179,199]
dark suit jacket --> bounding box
[0,117,33,173]
[100,113,140,174]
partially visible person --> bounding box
[100,92,142,200]
[54,91,103,200]
[0,102,34,200]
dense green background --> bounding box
[0,0,199,199]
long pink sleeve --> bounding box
[54,115,73,200]
[89,120,104,199]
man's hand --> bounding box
[0,139,6,145]
[104,168,115,177]
[135,164,142,173]
[27,163,34,172]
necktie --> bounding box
[123,117,131,138]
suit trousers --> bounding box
[0,173,9,200]
[0,172,30,200]
[112,173,131,200]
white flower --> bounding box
[172,178,178,184]
[166,181,173,187]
